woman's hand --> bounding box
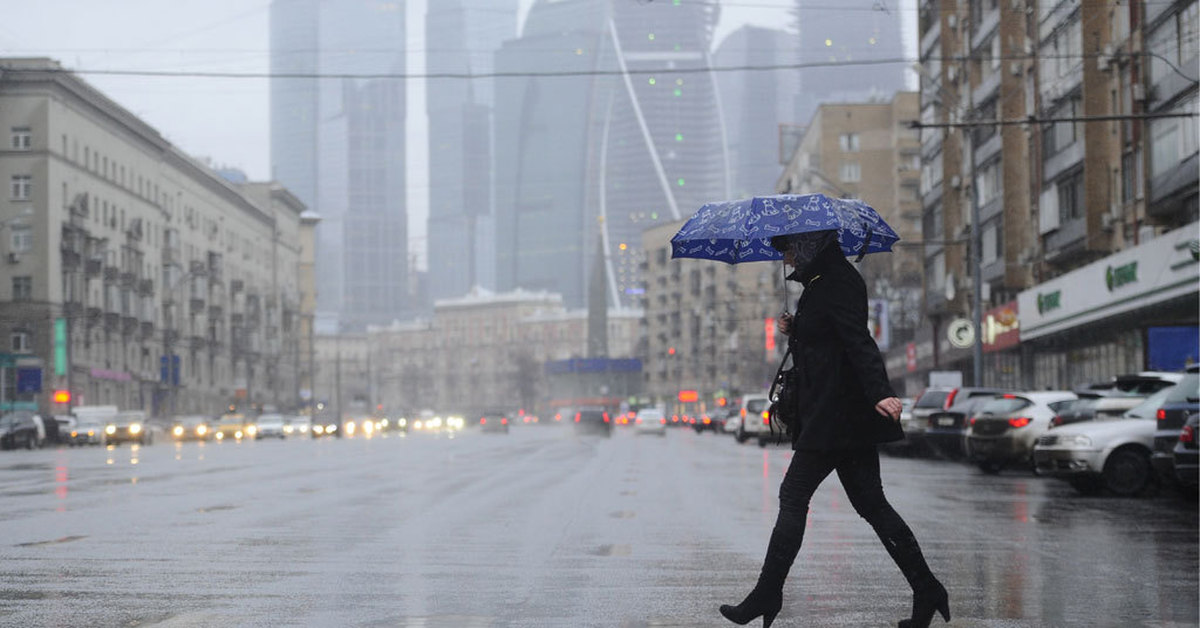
[776,313,792,335]
[875,397,903,421]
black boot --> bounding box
[719,524,803,627]
[872,514,950,628]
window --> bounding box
[10,127,31,150]
[1057,170,1085,222]
[1150,117,1180,178]
[10,332,29,353]
[839,133,860,152]
[1148,4,1198,85]
[1042,95,1082,159]
[10,226,32,253]
[976,160,1002,206]
[12,276,32,301]
[1122,150,1142,203]
[840,161,861,182]
[10,175,31,200]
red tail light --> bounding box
[501,418,508,425]
[660,417,666,424]
[1181,425,1195,444]
[635,418,642,424]
[944,388,959,409]
[969,417,977,426]
[762,411,770,425]
[603,412,610,423]
[574,413,581,423]
[554,413,562,421]
[480,418,487,425]
[1051,416,1062,427]
[1157,409,1167,421]
[1008,417,1032,428]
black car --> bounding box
[924,396,994,460]
[1173,412,1199,492]
[573,407,612,436]
[1152,369,1200,486]
[478,410,510,434]
[0,412,41,450]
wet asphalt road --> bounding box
[0,425,1196,628]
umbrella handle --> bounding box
[855,222,872,263]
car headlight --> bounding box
[215,432,224,440]
[129,423,142,434]
[1062,434,1092,448]
[300,424,309,432]
[235,430,243,439]
[314,425,324,435]
[284,425,294,434]
[105,425,117,435]
[196,425,207,435]
[246,426,257,436]
[173,426,184,436]
[327,424,337,432]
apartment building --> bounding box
[777,93,925,349]
[0,58,316,416]
[352,289,641,417]
[640,220,787,412]
[901,0,1198,391]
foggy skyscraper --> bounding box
[425,0,520,304]
[493,0,729,310]
[270,0,408,332]
[793,0,907,124]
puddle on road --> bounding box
[195,504,238,514]
[590,544,632,556]
[0,463,54,472]
[15,535,87,548]
[620,490,637,496]
[609,510,636,519]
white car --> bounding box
[723,413,742,435]
[283,416,311,436]
[734,394,783,446]
[634,408,667,436]
[965,391,1077,473]
[1034,386,1173,496]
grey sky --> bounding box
[0,0,913,266]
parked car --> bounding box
[966,391,1077,473]
[734,394,774,445]
[104,410,152,446]
[573,407,612,436]
[255,414,287,439]
[1034,386,1175,496]
[170,416,211,442]
[1049,395,1148,428]
[1151,368,1200,486]
[478,410,510,434]
[924,396,995,460]
[0,411,42,449]
[1173,412,1198,493]
[1077,372,1184,397]
[723,412,742,436]
[900,387,1007,456]
[691,408,724,433]
[51,416,75,445]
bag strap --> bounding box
[768,346,792,400]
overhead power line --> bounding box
[2,50,1195,81]
[910,111,1199,129]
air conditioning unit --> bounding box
[1018,246,1037,264]
[1131,83,1147,101]
[1099,44,1115,70]
[1011,61,1023,76]
[1101,210,1120,230]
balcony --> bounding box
[920,20,940,58]
[190,335,207,351]
[164,329,180,346]
[1043,141,1085,183]
[85,257,103,277]
[138,279,154,296]
[61,249,82,271]
[1043,217,1087,261]
[140,321,154,340]
[86,307,102,326]
[122,316,138,336]
[208,304,223,319]
[120,271,138,289]
[190,297,206,315]
[104,312,120,332]
[231,313,244,327]
[103,267,119,283]
[972,69,1002,106]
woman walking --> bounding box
[719,231,949,628]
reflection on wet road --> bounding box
[0,427,1195,627]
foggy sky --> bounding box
[0,0,913,268]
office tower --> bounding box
[270,0,408,332]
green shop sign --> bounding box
[1036,290,1062,315]
[1105,261,1138,291]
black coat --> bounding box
[785,245,903,451]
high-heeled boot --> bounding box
[719,524,803,627]
[897,579,949,628]
[876,524,950,628]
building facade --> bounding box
[269,0,408,332]
[640,220,788,414]
[893,0,1198,393]
[0,58,314,416]
[355,288,641,418]
[777,94,924,354]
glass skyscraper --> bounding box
[270,0,408,332]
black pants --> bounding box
[764,446,934,591]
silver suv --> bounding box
[735,394,786,447]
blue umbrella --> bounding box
[670,193,900,264]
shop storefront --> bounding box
[1017,222,1200,389]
